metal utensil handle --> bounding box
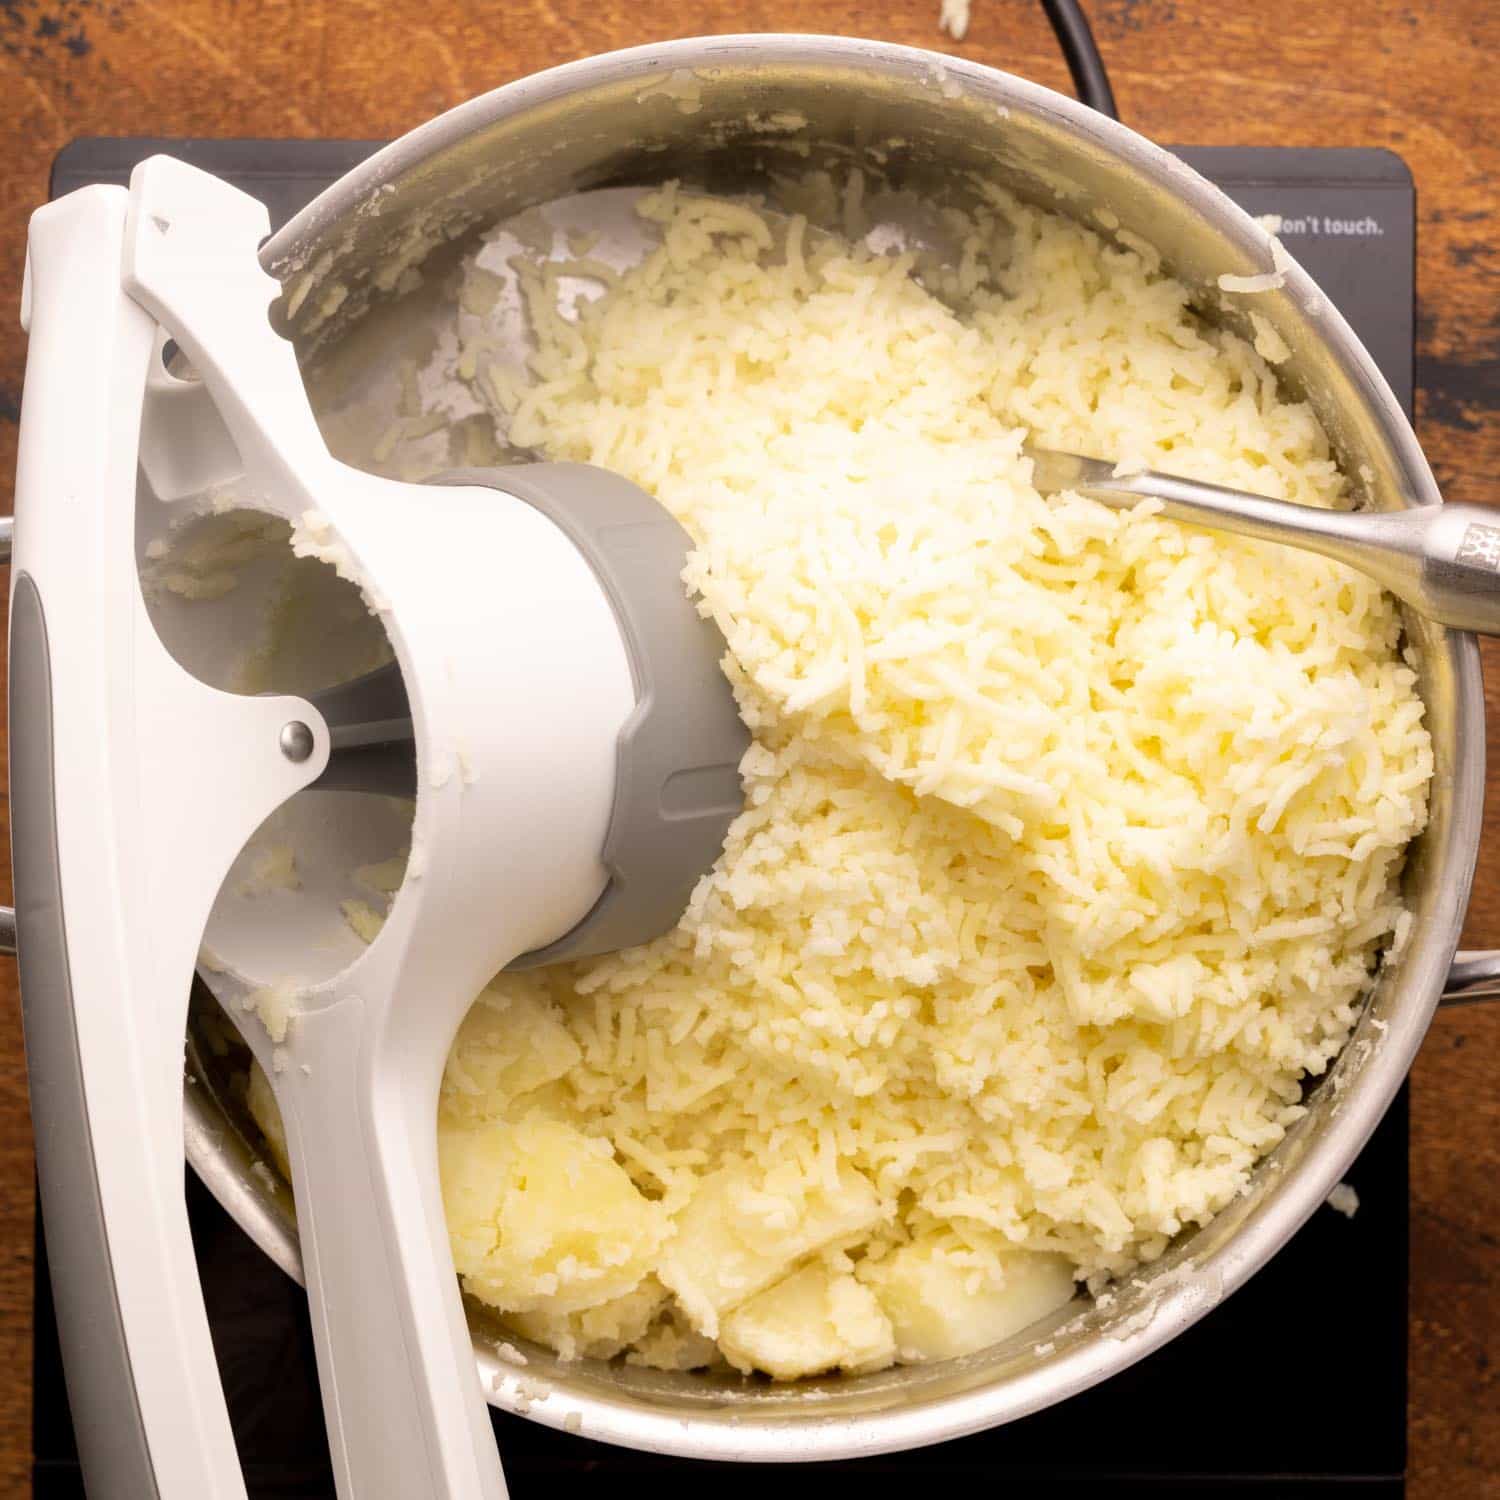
[1028,446,1500,635]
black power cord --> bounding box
[1039,0,1119,119]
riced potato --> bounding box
[251,178,1432,1381]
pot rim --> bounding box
[219,32,1484,1462]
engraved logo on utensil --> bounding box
[1455,523,1500,572]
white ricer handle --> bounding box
[262,993,511,1500]
[122,155,512,1500]
[13,185,326,1497]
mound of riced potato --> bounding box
[252,180,1433,1380]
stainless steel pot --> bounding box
[165,33,1499,1462]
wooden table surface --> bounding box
[1,0,1497,1493]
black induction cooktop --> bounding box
[34,139,1417,1497]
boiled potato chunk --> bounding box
[659,1163,881,1336]
[439,1114,666,1315]
[503,1276,669,1361]
[246,1059,291,1181]
[861,1236,1076,1362]
[720,1262,896,1379]
[626,1308,722,1373]
[440,978,582,1126]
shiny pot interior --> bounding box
[183,34,1483,1461]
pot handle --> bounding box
[1442,950,1500,1006]
[0,518,11,959]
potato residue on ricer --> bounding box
[254,181,1433,1379]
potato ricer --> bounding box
[11,155,747,1499]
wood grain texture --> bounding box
[0,0,1497,1493]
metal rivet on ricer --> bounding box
[279,720,315,763]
